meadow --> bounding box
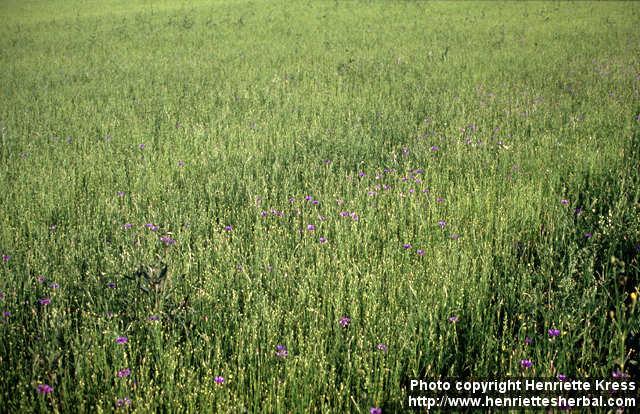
[1,0,639,412]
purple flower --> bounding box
[358,171,366,177]
[430,145,439,152]
[49,283,59,289]
[214,376,225,384]
[319,237,327,244]
[38,298,51,306]
[289,197,296,203]
[275,345,288,358]
[36,275,46,284]
[138,143,145,150]
[520,359,533,369]
[524,337,533,345]
[2,311,10,318]
[339,211,350,217]
[612,370,629,379]
[416,249,425,256]
[312,200,319,205]
[107,282,116,289]
[36,384,54,395]
[117,191,125,197]
[307,224,316,231]
[560,199,569,206]
[557,374,567,381]
[574,207,583,215]
[324,159,332,165]
[548,328,560,337]
[370,408,382,414]
[376,343,388,353]
[116,336,128,344]
[145,223,158,231]
[148,315,160,321]
[117,368,131,378]
[436,197,445,203]
[339,316,351,328]
[438,220,447,229]
[2,254,10,264]
[159,236,176,246]
[224,225,233,232]
[584,232,592,239]
[305,195,313,201]
[350,213,359,221]
[123,223,133,230]
[116,397,132,408]
[448,316,459,323]
[260,210,268,217]
[178,160,185,167]
[0,291,4,301]
[402,243,412,250]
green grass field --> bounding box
[1,0,639,412]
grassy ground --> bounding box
[1,0,639,412]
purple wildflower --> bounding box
[436,197,444,203]
[520,359,533,369]
[116,397,132,408]
[49,283,59,289]
[260,210,268,217]
[358,171,366,177]
[214,376,225,384]
[524,337,533,345]
[224,225,233,232]
[312,199,319,205]
[117,368,131,378]
[36,275,46,284]
[339,211,350,217]
[402,243,412,250]
[159,236,176,246]
[117,191,125,197]
[304,195,312,201]
[416,249,425,256]
[123,223,132,230]
[36,384,54,395]
[557,374,567,381]
[370,408,382,414]
[584,232,592,239]
[324,159,332,165]
[2,311,10,318]
[376,343,388,353]
[138,143,145,150]
[350,213,359,221]
[339,316,351,328]
[448,316,459,323]
[107,282,116,289]
[430,145,440,152]
[116,336,128,344]
[612,370,629,379]
[275,345,288,358]
[548,328,561,337]
[148,315,160,321]
[574,207,583,215]
[289,197,296,203]
[319,237,327,244]
[145,223,158,231]
[438,220,447,229]
[306,224,316,231]
[2,255,9,264]
[560,199,569,206]
[38,298,51,306]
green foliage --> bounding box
[1,0,639,412]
